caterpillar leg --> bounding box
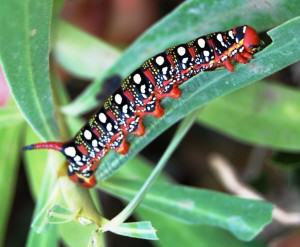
[234,53,249,64]
[150,101,164,118]
[240,51,253,60]
[133,119,145,137]
[69,172,97,188]
[167,86,182,99]
[115,138,130,155]
[158,86,182,100]
[222,59,234,72]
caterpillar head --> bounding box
[243,25,260,54]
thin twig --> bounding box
[208,153,300,226]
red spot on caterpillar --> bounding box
[92,127,101,138]
[166,54,175,67]
[188,47,196,59]
[123,89,135,102]
[106,109,117,121]
[77,144,89,156]
[144,69,156,85]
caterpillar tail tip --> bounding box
[22,142,64,152]
[22,144,35,151]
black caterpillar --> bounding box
[24,25,260,188]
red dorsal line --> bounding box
[92,127,101,138]
[106,109,117,121]
[123,89,135,102]
[166,54,175,67]
[77,144,89,156]
[143,69,156,85]
[23,141,64,152]
[188,47,196,59]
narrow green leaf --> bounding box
[63,0,300,115]
[100,178,273,241]
[0,0,59,140]
[0,124,23,246]
[198,81,300,151]
[108,221,158,240]
[96,17,300,180]
[138,208,265,247]
[111,155,264,246]
[53,21,120,79]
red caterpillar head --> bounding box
[243,25,260,54]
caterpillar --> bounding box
[24,25,261,188]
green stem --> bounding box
[102,109,200,230]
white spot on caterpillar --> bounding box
[162,67,168,74]
[203,50,210,57]
[106,123,112,131]
[140,84,146,94]
[99,113,107,123]
[114,94,122,105]
[133,73,141,84]
[122,104,128,113]
[182,57,188,63]
[243,26,246,33]
[197,38,205,48]
[84,130,92,140]
[155,56,164,66]
[64,146,76,157]
[177,46,186,56]
[74,155,81,162]
[92,139,98,147]
[217,33,223,42]
[228,30,234,39]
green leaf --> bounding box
[59,223,99,247]
[138,208,265,247]
[95,17,300,180]
[53,21,120,79]
[107,221,158,240]
[115,159,264,246]
[63,0,300,116]
[198,81,300,151]
[0,0,59,140]
[100,178,273,241]
[0,124,23,246]
[0,102,23,127]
